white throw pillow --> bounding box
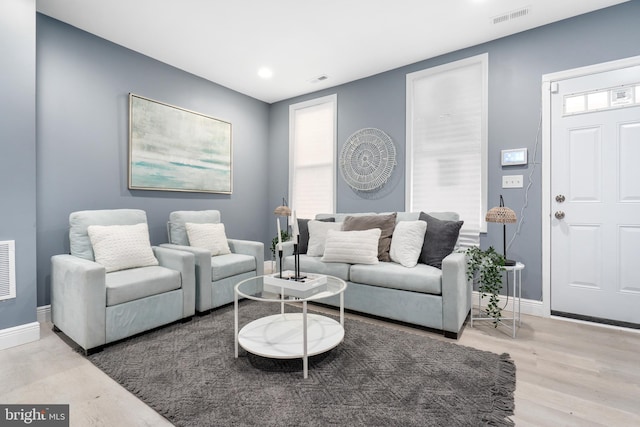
[307,220,343,257]
[87,223,159,273]
[321,228,381,264]
[390,220,427,268]
[185,222,231,256]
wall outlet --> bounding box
[502,175,523,188]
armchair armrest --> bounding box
[159,243,212,297]
[227,239,265,276]
[51,254,107,351]
[152,246,196,317]
[441,251,471,338]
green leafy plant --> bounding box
[270,230,291,257]
[463,246,506,326]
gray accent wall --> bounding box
[36,15,270,306]
[0,0,37,330]
[2,2,639,328]
[268,1,640,301]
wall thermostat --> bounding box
[501,148,528,166]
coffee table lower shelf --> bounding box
[238,312,344,361]
[234,274,347,378]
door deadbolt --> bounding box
[555,211,565,220]
[556,194,565,203]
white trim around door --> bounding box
[541,55,640,317]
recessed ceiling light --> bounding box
[258,67,273,79]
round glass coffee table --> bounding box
[234,274,347,379]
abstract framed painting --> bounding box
[128,93,232,194]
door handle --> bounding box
[555,211,565,220]
[556,194,565,203]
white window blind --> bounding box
[289,95,337,219]
[406,54,488,247]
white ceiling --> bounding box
[36,0,629,104]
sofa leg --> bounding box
[443,331,459,340]
[84,345,104,356]
[52,324,61,333]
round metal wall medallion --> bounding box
[340,128,396,192]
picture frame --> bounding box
[128,93,232,194]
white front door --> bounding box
[550,65,640,325]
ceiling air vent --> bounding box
[492,6,531,25]
[493,14,510,25]
[309,74,329,84]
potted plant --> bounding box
[270,229,291,259]
[463,246,506,326]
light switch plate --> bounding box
[502,175,523,188]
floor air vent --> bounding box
[0,240,16,301]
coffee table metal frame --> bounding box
[234,274,346,378]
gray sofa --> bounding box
[279,212,470,338]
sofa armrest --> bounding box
[51,254,107,351]
[153,246,196,317]
[276,241,296,271]
[227,239,265,276]
[441,251,471,337]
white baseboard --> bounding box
[0,321,40,351]
[38,304,52,323]
[472,291,544,317]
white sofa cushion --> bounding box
[70,209,148,261]
[168,210,221,246]
[390,220,427,268]
[341,213,397,261]
[307,220,342,256]
[87,223,159,273]
[321,228,381,265]
[185,222,231,256]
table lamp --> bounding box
[485,195,517,266]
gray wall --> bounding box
[36,15,271,306]
[3,2,639,324]
[268,1,640,301]
[0,0,37,329]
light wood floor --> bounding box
[1,308,639,426]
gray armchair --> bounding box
[161,210,264,313]
[51,209,196,354]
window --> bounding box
[406,54,488,246]
[563,82,640,115]
[289,95,337,219]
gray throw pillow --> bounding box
[297,217,335,254]
[342,213,397,262]
[419,212,464,269]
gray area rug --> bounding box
[88,302,515,426]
